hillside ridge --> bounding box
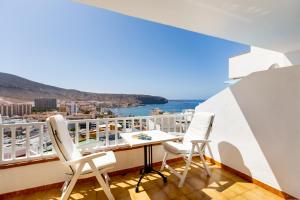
[0,72,168,106]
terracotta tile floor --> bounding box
[7,160,284,200]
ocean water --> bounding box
[111,100,204,117]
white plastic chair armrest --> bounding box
[64,151,107,165]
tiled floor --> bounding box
[7,160,284,200]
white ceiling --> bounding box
[76,0,300,54]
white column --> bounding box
[0,105,3,116]
[10,105,13,117]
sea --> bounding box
[111,99,205,117]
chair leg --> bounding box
[199,152,211,176]
[178,153,192,187]
[89,161,115,200]
[207,143,214,162]
[104,172,110,186]
[60,175,71,193]
[161,152,168,171]
[61,164,84,200]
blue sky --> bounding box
[0,0,248,100]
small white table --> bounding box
[120,130,180,192]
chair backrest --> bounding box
[183,112,214,144]
[46,114,82,172]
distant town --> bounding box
[0,98,128,123]
[0,97,180,124]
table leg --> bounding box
[135,144,167,192]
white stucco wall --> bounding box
[197,65,300,198]
[285,49,300,65]
[229,46,292,79]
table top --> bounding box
[120,130,180,147]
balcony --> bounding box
[0,112,294,199]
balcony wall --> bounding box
[0,145,178,194]
[197,65,300,198]
[229,46,291,79]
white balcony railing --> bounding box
[0,113,193,165]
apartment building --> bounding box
[0,104,32,117]
[34,98,57,112]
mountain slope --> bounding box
[0,72,168,106]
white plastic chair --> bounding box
[46,115,116,200]
[160,112,214,187]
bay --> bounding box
[111,99,205,117]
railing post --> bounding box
[26,126,30,158]
[11,127,16,160]
[185,114,188,132]
[168,116,171,132]
[115,119,118,145]
[131,118,135,132]
[154,116,157,130]
[161,117,164,132]
[180,114,183,133]
[0,126,3,163]
[139,118,142,131]
[146,118,149,131]
[105,120,109,147]
[86,121,90,142]
[75,122,79,144]
[132,119,134,131]
[173,115,176,132]
[39,124,44,156]
[96,121,99,142]
[123,119,126,132]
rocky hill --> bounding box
[0,72,168,106]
